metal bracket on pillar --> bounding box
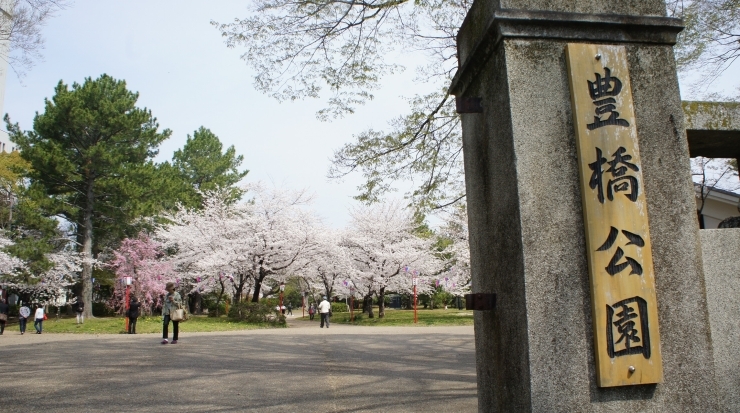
[456,96,483,114]
[465,293,496,311]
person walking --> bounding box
[161,282,181,344]
[286,303,293,316]
[318,296,331,329]
[127,296,141,334]
[75,299,85,324]
[33,304,45,334]
[18,304,30,335]
[0,298,8,334]
[308,304,315,321]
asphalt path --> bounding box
[0,318,477,412]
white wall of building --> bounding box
[697,188,740,229]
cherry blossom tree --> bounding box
[240,183,320,302]
[28,251,80,305]
[0,233,24,275]
[438,206,471,297]
[157,183,320,308]
[298,228,352,300]
[0,232,82,305]
[108,234,175,315]
[343,201,440,318]
[4,249,80,305]
[157,189,246,312]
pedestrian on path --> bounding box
[308,304,315,321]
[286,303,293,315]
[34,304,45,334]
[18,305,30,334]
[0,298,8,334]
[127,296,141,334]
[318,296,331,329]
[75,299,85,324]
[161,282,181,344]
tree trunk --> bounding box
[251,270,265,302]
[235,272,245,303]
[364,294,374,318]
[81,181,95,319]
[215,281,225,317]
[378,286,385,318]
[194,291,203,314]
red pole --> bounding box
[350,295,354,322]
[413,284,418,324]
[302,294,305,318]
[279,292,283,316]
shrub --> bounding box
[431,290,454,309]
[228,301,286,326]
[93,302,116,317]
[206,301,227,317]
[331,302,348,313]
[7,304,19,317]
[263,297,279,308]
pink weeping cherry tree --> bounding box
[108,234,176,315]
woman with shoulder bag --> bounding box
[161,282,182,345]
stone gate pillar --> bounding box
[450,1,719,411]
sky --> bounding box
[3,1,739,228]
[3,0,429,228]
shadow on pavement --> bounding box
[0,327,476,412]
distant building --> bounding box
[697,185,740,229]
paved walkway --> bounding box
[0,320,476,412]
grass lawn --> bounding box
[325,308,474,326]
[11,315,283,334]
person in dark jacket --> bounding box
[76,299,85,324]
[308,304,315,321]
[127,297,141,334]
[0,298,9,334]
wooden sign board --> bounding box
[566,43,663,387]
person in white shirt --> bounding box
[18,305,31,335]
[318,296,331,329]
[33,304,45,334]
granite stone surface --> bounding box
[701,229,740,412]
[683,101,740,161]
[456,2,719,411]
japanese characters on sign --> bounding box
[566,44,663,387]
[606,296,651,359]
[587,67,630,130]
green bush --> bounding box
[331,302,348,312]
[93,302,116,317]
[206,301,226,317]
[7,304,19,317]
[228,301,286,326]
[431,290,454,309]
